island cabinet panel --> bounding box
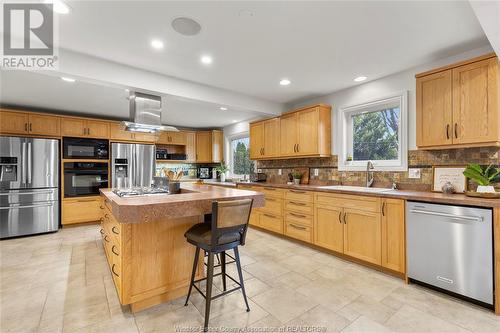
[0,110,29,134]
[343,208,382,265]
[416,53,500,149]
[381,198,405,273]
[314,204,344,253]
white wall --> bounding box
[289,45,494,153]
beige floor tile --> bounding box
[341,295,397,324]
[243,260,290,282]
[209,299,269,328]
[252,286,319,323]
[135,303,203,333]
[385,305,471,333]
[271,270,312,289]
[286,304,351,333]
[341,316,394,333]
[296,277,359,312]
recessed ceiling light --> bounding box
[232,120,238,123]
[151,39,164,50]
[220,107,228,111]
[125,89,129,92]
[279,79,291,86]
[171,17,202,36]
[201,55,213,64]
[354,76,367,82]
[44,0,70,14]
[61,77,75,82]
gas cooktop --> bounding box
[112,188,169,198]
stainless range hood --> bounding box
[121,92,178,133]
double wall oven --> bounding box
[63,138,109,198]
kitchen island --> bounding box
[99,183,264,312]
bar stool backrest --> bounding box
[211,198,253,246]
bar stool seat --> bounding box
[185,223,241,246]
[184,198,254,332]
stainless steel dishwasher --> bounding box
[406,201,493,305]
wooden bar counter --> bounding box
[99,184,264,312]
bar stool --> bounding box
[184,198,253,332]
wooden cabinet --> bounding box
[314,204,344,253]
[110,123,155,142]
[416,53,500,149]
[0,110,60,136]
[62,197,102,225]
[62,118,109,138]
[158,131,186,145]
[343,208,382,265]
[381,198,405,273]
[196,131,212,163]
[279,104,331,158]
[250,118,280,159]
[0,110,29,134]
[185,131,196,162]
[416,70,453,147]
[196,130,223,163]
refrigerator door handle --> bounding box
[21,141,27,184]
[27,141,32,184]
[0,202,54,210]
[0,190,54,196]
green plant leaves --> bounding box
[463,163,499,186]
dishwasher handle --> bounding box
[409,208,483,222]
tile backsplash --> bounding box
[256,147,500,191]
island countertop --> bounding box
[100,183,265,224]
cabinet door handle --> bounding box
[290,190,306,194]
[446,124,450,140]
[111,245,119,256]
[266,198,276,202]
[112,226,119,235]
[29,123,32,132]
[289,223,307,230]
[289,201,306,206]
[338,211,342,224]
[264,187,276,191]
[99,228,104,234]
[343,212,347,224]
[111,264,119,277]
[289,212,306,219]
[262,148,265,155]
[25,123,28,131]
[77,198,96,202]
[263,213,277,219]
[100,205,104,209]
[296,144,299,152]
[454,123,458,139]
[104,235,110,242]
[87,128,90,135]
[382,202,386,216]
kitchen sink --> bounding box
[316,185,394,193]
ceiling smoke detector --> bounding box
[171,17,202,36]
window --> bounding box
[339,92,407,171]
[230,136,254,177]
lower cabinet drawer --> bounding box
[249,211,260,226]
[286,189,314,203]
[285,200,313,215]
[260,197,283,215]
[285,211,312,226]
[260,213,283,234]
[63,198,101,225]
[285,221,312,243]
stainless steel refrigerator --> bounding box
[0,137,59,238]
[111,142,155,189]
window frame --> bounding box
[228,133,253,177]
[338,91,408,172]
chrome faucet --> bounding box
[366,161,375,187]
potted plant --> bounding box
[215,161,230,182]
[463,163,500,193]
[292,171,302,185]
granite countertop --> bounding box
[100,183,265,224]
[236,182,500,208]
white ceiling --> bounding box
[56,0,488,104]
[0,70,267,128]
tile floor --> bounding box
[1,225,500,332]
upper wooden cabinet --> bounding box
[0,110,60,136]
[416,54,500,149]
[249,104,331,160]
[185,131,196,162]
[61,117,109,139]
[196,130,223,163]
[109,122,155,142]
[250,118,280,159]
[157,131,186,145]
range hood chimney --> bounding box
[121,92,178,133]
